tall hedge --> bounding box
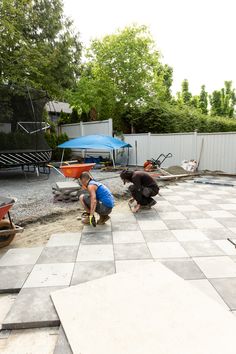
[130,102,236,134]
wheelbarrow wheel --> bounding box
[0,220,16,248]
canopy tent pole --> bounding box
[111,149,115,167]
[60,149,65,167]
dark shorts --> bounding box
[83,194,112,216]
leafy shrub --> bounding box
[129,102,236,134]
[44,132,71,161]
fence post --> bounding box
[108,118,113,136]
[194,130,198,161]
[80,121,84,136]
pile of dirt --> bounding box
[164,165,189,175]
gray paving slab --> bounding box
[197,204,222,211]
[46,233,81,247]
[83,223,112,233]
[202,228,235,240]
[54,326,72,354]
[114,243,152,260]
[182,211,210,219]
[0,248,43,267]
[23,263,75,288]
[163,220,195,230]
[81,231,112,244]
[160,258,205,280]
[2,287,63,330]
[209,278,236,310]
[0,265,33,293]
[142,230,176,242]
[216,218,236,228]
[71,261,115,285]
[181,241,224,257]
[37,246,79,264]
[135,211,160,221]
[56,181,80,191]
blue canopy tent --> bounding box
[58,135,132,167]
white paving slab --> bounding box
[52,263,236,354]
[193,256,236,278]
[137,220,167,231]
[112,231,145,244]
[0,248,43,267]
[76,244,114,261]
[213,240,236,256]
[172,229,208,242]
[191,218,223,229]
[147,242,189,259]
[23,263,74,288]
[46,233,81,247]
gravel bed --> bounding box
[0,168,128,223]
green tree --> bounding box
[210,81,236,117]
[198,85,208,114]
[177,79,192,105]
[68,25,173,130]
[0,0,81,98]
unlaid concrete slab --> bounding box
[54,326,72,354]
[56,181,80,191]
[46,233,81,247]
[71,261,115,285]
[23,263,74,288]
[37,246,79,264]
[0,247,43,267]
[0,265,33,293]
[51,263,236,354]
[2,287,63,329]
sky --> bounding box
[63,0,236,95]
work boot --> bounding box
[97,215,110,225]
[148,199,157,208]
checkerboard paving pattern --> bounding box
[2,179,236,332]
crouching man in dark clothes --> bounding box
[79,172,114,225]
[120,170,159,213]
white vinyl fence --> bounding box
[59,119,113,139]
[124,132,236,174]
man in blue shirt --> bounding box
[79,172,114,226]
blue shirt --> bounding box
[88,180,114,208]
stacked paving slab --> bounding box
[1,179,236,352]
[53,181,81,202]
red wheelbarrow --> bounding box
[0,197,24,248]
[60,163,96,179]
